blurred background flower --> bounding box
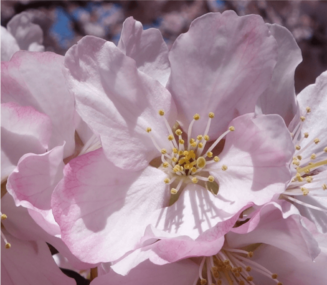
[2,0,327,92]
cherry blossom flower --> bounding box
[1,12,44,62]
[52,11,295,264]
[94,201,325,285]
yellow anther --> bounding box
[170,188,177,195]
[198,142,204,149]
[208,176,214,182]
[178,150,184,156]
[179,139,185,145]
[311,153,316,160]
[246,276,253,282]
[306,106,311,113]
[207,151,213,158]
[184,164,190,169]
[277,282,283,285]
[183,151,188,156]
[229,126,235,131]
[297,155,302,160]
[324,147,327,152]
[246,266,251,272]
[168,134,174,141]
[213,156,220,162]
[301,187,309,196]
[146,127,152,133]
[158,110,165,116]
[173,148,178,154]
[197,157,206,168]
[272,274,278,279]
[200,279,207,285]
[172,157,178,162]
[192,177,198,184]
[197,135,203,141]
[5,243,11,249]
[208,112,214,118]
[292,160,300,166]
[173,165,180,172]
[161,149,167,154]
[305,176,313,183]
[296,173,303,182]
[162,162,169,168]
[300,116,305,121]
[191,142,197,147]
[178,158,185,165]
[295,145,301,150]
[304,132,309,138]
[164,178,170,184]
[193,114,200,120]
[322,184,327,190]
[191,167,197,173]
[314,138,320,144]
[221,165,228,171]
[189,138,195,144]
[175,129,182,136]
[248,251,253,258]
[204,135,209,141]
[1,214,7,220]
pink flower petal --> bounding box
[52,148,170,263]
[256,24,301,126]
[1,102,51,181]
[7,144,65,235]
[227,202,320,262]
[297,71,327,158]
[64,36,176,171]
[92,259,199,285]
[167,11,277,139]
[209,114,294,214]
[2,193,93,270]
[118,17,170,86]
[1,230,75,285]
[1,51,75,157]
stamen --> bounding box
[1,231,11,249]
[206,127,234,154]
[197,157,206,168]
[1,214,7,220]
[221,165,228,171]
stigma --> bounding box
[282,106,327,211]
[195,246,282,285]
[146,110,234,196]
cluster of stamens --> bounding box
[147,110,234,195]
[283,106,327,210]
[1,212,11,249]
[196,247,282,285]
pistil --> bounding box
[147,111,235,196]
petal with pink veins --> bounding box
[296,71,327,158]
[52,148,170,263]
[6,144,65,236]
[2,193,94,270]
[208,113,294,214]
[227,202,320,262]
[1,102,51,181]
[118,17,170,86]
[64,36,176,171]
[167,11,277,139]
[256,24,302,126]
[1,51,75,157]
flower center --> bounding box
[197,246,282,285]
[147,110,234,196]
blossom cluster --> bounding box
[1,11,327,285]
